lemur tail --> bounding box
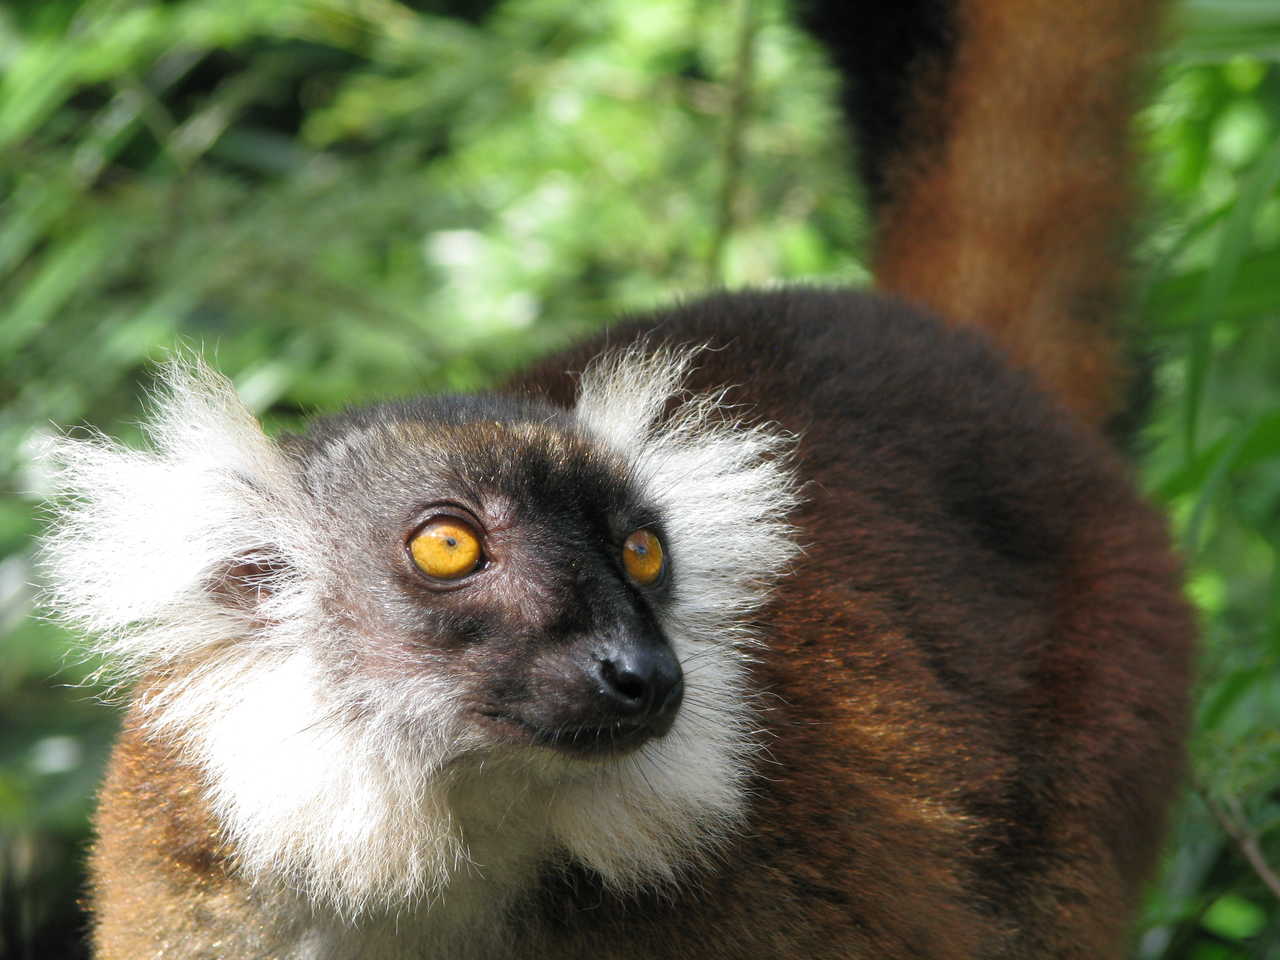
[798,0,1164,429]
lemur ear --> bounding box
[207,552,292,612]
[39,358,314,679]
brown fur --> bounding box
[872,0,1164,427]
[90,712,277,959]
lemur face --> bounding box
[43,348,800,909]
[285,403,684,758]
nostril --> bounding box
[594,642,683,731]
[564,640,685,748]
[600,657,649,706]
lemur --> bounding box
[42,0,1193,957]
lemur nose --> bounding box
[595,641,684,737]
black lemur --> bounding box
[42,0,1192,956]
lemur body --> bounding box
[44,1,1193,958]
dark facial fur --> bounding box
[282,399,684,756]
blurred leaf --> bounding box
[1202,894,1267,941]
[1181,133,1280,458]
[1176,1,1280,63]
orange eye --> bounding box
[409,517,483,581]
[622,529,665,586]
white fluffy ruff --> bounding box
[41,349,800,921]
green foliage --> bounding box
[1137,5,1280,953]
[1,0,1277,956]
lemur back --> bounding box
[42,1,1192,958]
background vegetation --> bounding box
[1,0,1278,956]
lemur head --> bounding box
[41,348,799,916]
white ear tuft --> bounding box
[575,342,802,642]
[572,343,699,452]
[39,357,314,681]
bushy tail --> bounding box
[798,0,1165,429]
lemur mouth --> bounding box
[474,706,677,757]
